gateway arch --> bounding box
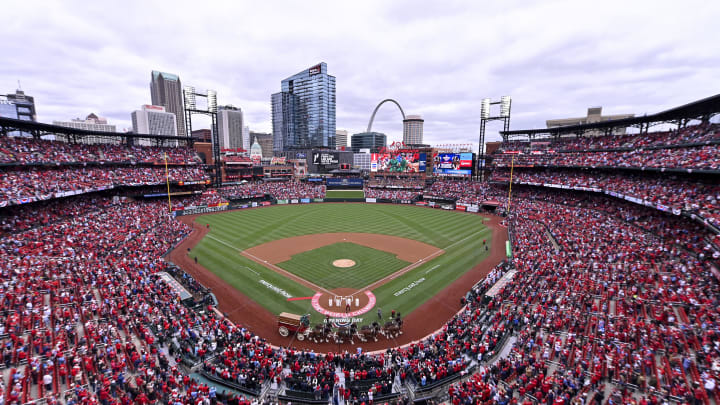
[367,99,406,132]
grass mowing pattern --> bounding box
[190,204,493,323]
[276,242,411,290]
[325,190,365,199]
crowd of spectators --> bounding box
[0,196,252,404]
[424,180,506,206]
[492,144,720,170]
[364,188,421,200]
[171,191,228,210]
[0,166,209,205]
[498,123,720,153]
[1,131,719,404]
[0,137,201,165]
[0,194,114,236]
[491,169,720,228]
[447,194,719,404]
[365,179,425,190]
[218,181,326,200]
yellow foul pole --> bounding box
[506,153,515,213]
[164,153,172,213]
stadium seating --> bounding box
[0,126,718,405]
[218,181,326,200]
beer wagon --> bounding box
[277,312,310,340]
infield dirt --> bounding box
[170,209,507,352]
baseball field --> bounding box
[324,189,365,199]
[185,203,494,329]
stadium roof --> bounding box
[0,116,204,143]
[500,93,720,140]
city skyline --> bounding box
[1,0,719,148]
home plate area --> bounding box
[311,288,376,318]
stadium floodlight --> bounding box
[183,86,196,109]
[481,98,490,119]
[500,96,511,118]
[207,90,217,113]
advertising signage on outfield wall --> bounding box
[370,152,426,173]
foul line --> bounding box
[240,250,333,295]
[356,227,493,296]
[206,227,491,300]
[206,234,331,294]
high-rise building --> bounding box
[131,105,177,146]
[351,132,386,153]
[403,115,424,145]
[250,131,273,158]
[271,62,336,152]
[217,105,244,150]
[335,129,348,150]
[242,125,250,152]
[150,70,186,138]
[5,89,36,121]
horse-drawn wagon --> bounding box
[277,312,310,340]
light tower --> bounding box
[184,87,221,187]
[478,96,511,179]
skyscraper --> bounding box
[242,125,250,152]
[271,62,336,152]
[150,70,186,138]
[217,105,244,150]
[403,115,424,145]
[335,129,348,150]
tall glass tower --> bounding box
[272,62,336,152]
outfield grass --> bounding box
[325,189,365,199]
[277,242,411,290]
[189,204,493,324]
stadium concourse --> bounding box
[0,119,717,405]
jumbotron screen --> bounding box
[433,152,473,175]
[370,152,426,172]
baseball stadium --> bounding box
[1,93,720,405]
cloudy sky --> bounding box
[2,0,718,146]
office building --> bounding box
[53,114,118,144]
[335,129,348,150]
[4,89,36,121]
[217,105,244,150]
[242,125,250,152]
[192,129,212,142]
[547,107,634,136]
[351,131,386,153]
[131,105,178,146]
[53,113,116,132]
[272,62,336,152]
[0,98,18,119]
[150,70,186,138]
[403,115,424,145]
[250,131,273,158]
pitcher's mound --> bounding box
[333,259,356,268]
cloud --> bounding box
[1,0,718,146]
